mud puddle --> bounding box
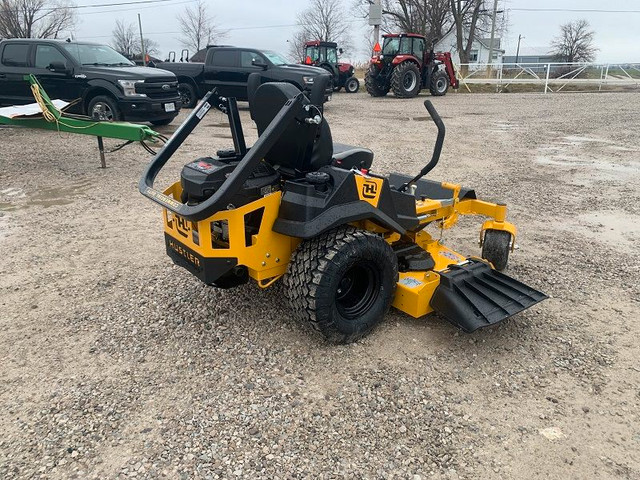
[555,211,640,248]
[0,180,92,212]
[535,154,640,174]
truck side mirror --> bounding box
[49,61,70,75]
[252,58,268,69]
[339,48,344,54]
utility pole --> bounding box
[487,0,499,68]
[370,0,382,52]
[515,34,524,64]
[138,13,147,66]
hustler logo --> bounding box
[361,180,379,199]
[175,216,191,238]
[355,175,382,207]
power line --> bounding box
[75,18,368,40]
[1,0,188,13]
[510,8,640,13]
[78,0,195,16]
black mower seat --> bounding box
[248,78,373,174]
[332,143,374,170]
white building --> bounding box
[435,30,505,66]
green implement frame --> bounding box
[0,75,165,167]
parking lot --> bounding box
[1,90,639,479]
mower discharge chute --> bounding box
[140,76,546,343]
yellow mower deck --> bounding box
[160,177,539,326]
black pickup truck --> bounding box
[0,39,181,125]
[153,46,332,108]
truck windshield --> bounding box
[263,51,289,66]
[382,37,400,55]
[62,44,134,66]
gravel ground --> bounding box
[1,90,639,479]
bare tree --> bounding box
[288,29,309,63]
[449,0,485,72]
[111,19,137,57]
[0,0,75,39]
[551,19,597,63]
[143,38,159,56]
[289,0,352,62]
[355,0,452,45]
[177,0,227,54]
[112,20,160,60]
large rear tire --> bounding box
[365,68,389,97]
[429,70,450,96]
[391,62,421,98]
[481,230,511,271]
[284,226,398,344]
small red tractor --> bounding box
[365,33,458,98]
[303,40,360,93]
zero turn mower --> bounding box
[140,76,546,343]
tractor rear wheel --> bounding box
[391,62,421,98]
[429,70,450,96]
[365,69,389,97]
[345,76,360,93]
[284,226,398,344]
[482,230,511,271]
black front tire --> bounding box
[345,76,360,93]
[482,230,511,271]
[87,95,121,121]
[284,226,398,344]
[429,70,450,96]
[391,62,421,98]
[178,82,197,108]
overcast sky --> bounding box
[71,0,640,63]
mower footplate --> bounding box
[430,260,547,333]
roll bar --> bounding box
[398,100,445,192]
[139,90,306,222]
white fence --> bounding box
[456,62,640,93]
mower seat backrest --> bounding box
[250,82,333,174]
[247,73,261,120]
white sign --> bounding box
[369,4,382,26]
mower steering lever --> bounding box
[398,100,445,192]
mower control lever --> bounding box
[398,100,445,192]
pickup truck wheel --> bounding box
[88,95,120,121]
[178,82,197,108]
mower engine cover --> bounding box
[180,158,280,206]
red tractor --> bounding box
[365,33,458,98]
[303,41,360,93]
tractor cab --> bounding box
[304,41,340,66]
[379,34,427,65]
[366,33,458,98]
[302,41,360,93]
